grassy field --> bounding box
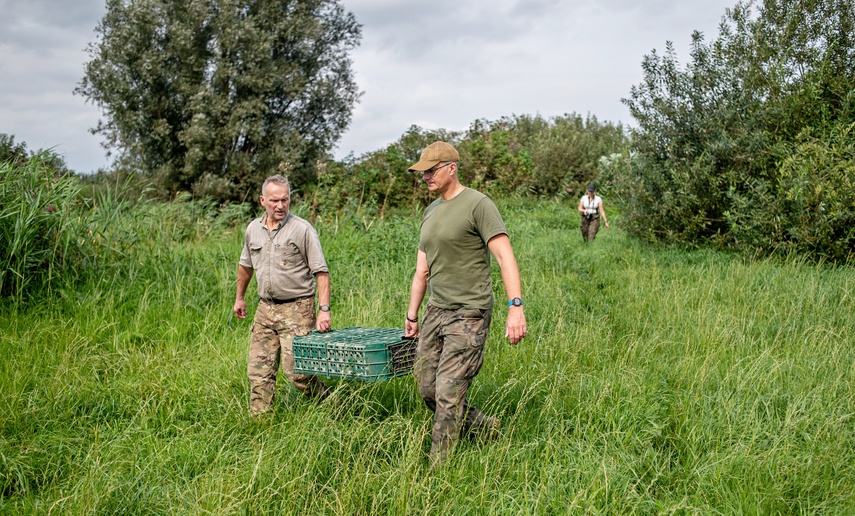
[1,197,853,514]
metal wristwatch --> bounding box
[319,304,331,312]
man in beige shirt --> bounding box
[234,174,331,415]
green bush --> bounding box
[616,0,855,262]
[460,114,627,197]
[303,126,459,220]
[727,122,855,262]
[306,115,627,219]
[0,152,86,301]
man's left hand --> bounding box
[505,307,526,345]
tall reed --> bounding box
[0,153,86,302]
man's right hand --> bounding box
[404,318,419,338]
[234,299,247,319]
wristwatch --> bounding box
[507,297,524,307]
[319,304,330,312]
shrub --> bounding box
[617,0,855,262]
[0,152,86,301]
[727,122,855,262]
[307,115,628,217]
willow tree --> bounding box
[77,0,361,200]
[616,0,855,260]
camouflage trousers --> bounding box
[415,304,495,460]
[248,298,328,414]
[581,215,600,241]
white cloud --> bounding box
[0,0,108,172]
[0,0,734,172]
[334,0,733,159]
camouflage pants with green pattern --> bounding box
[415,304,495,460]
[248,298,328,414]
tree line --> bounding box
[306,115,627,220]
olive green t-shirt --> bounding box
[418,188,508,309]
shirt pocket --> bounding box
[248,243,264,267]
[275,242,303,269]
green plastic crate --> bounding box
[292,327,417,382]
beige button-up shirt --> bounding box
[239,213,328,301]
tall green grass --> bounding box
[1,197,853,513]
[0,155,86,302]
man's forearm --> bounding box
[236,265,253,300]
[315,272,331,305]
[407,274,427,319]
[487,235,522,300]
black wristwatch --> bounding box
[507,297,524,307]
[319,304,330,312]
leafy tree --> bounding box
[307,115,627,220]
[0,134,29,165]
[77,0,361,201]
[460,116,537,196]
[615,0,855,261]
[527,113,627,196]
[306,125,458,220]
[459,114,626,197]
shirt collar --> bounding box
[261,212,292,230]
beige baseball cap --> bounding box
[408,141,460,172]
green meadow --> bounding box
[1,197,853,514]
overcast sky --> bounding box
[0,0,734,174]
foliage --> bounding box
[615,0,855,262]
[0,133,257,303]
[76,166,157,205]
[0,134,29,165]
[460,116,538,196]
[304,125,459,220]
[0,150,85,301]
[306,115,627,220]
[76,0,362,202]
[77,181,256,277]
[462,114,626,197]
[527,113,627,196]
[728,121,855,260]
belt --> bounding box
[264,295,313,304]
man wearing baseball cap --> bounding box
[404,141,527,464]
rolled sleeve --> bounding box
[304,226,329,275]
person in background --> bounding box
[578,182,610,241]
[234,174,331,415]
[404,141,527,464]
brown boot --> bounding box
[471,416,501,442]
